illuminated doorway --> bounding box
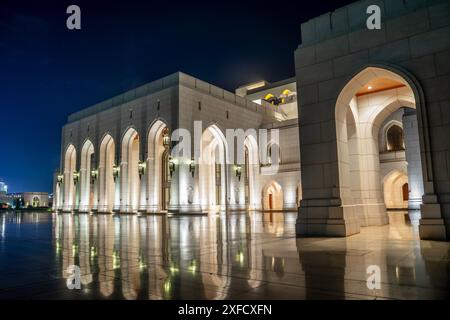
[262,181,283,211]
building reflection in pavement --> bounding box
[0,210,448,299]
[52,211,294,299]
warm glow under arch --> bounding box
[262,180,283,211]
[383,170,409,209]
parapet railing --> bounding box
[67,72,277,123]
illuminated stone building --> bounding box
[54,0,450,241]
[53,73,302,214]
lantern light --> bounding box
[138,161,146,179]
[113,165,120,182]
[235,165,242,181]
[163,127,170,148]
[91,169,98,183]
[189,158,195,177]
[73,171,80,185]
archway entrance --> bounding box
[147,120,170,212]
[262,181,283,211]
[335,67,424,228]
[383,170,409,210]
[98,134,115,213]
[63,144,76,211]
[121,128,140,213]
[199,125,228,212]
[80,140,94,212]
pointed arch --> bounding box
[262,180,283,211]
[98,134,116,212]
[79,139,95,211]
[383,170,409,209]
[334,66,422,226]
[63,144,77,211]
[199,124,229,212]
[120,127,140,212]
[147,119,169,212]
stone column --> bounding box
[402,109,424,210]
[296,116,361,237]
[120,162,128,212]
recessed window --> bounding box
[386,125,405,151]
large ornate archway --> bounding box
[297,65,443,239]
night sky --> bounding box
[0,0,356,193]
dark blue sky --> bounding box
[0,0,355,193]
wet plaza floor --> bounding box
[0,210,449,300]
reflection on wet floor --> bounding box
[0,210,449,299]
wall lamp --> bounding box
[113,165,120,182]
[91,169,98,184]
[57,174,64,186]
[235,165,242,181]
[73,171,80,185]
[138,161,146,179]
[163,127,170,148]
[189,158,195,177]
